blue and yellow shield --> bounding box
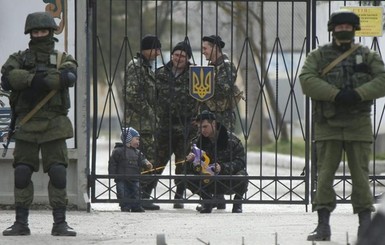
[189,66,215,102]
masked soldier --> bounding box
[1,12,77,236]
[299,10,385,242]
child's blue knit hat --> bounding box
[121,127,140,144]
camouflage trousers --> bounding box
[137,132,157,197]
[154,123,197,197]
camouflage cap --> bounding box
[24,12,58,34]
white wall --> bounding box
[0,0,76,146]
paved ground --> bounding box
[1,202,375,245]
[2,147,383,244]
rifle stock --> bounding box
[2,110,16,157]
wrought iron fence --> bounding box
[88,0,385,210]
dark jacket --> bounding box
[108,142,149,181]
[190,123,246,175]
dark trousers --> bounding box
[116,180,140,209]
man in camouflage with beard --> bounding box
[123,34,161,210]
[1,12,77,236]
[155,41,198,209]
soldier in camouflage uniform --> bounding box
[123,34,161,210]
[185,111,248,214]
[155,41,198,209]
[1,12,77,236]
[200,35,241,209]
[299,10,385,242]
[201,35,241,131]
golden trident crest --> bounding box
[189,66,215,102]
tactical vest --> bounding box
[10,49,71,117]
[314,44,373,121]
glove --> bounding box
[1,75,12,91]
[22,72,48,104]
[59,68,77,88]
[30,72,50,91]
[335,89,361,105]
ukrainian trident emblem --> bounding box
[189,66,214,101]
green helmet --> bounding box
[24,12,58,34]
[327,10,361,32]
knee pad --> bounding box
[48,164,67,189]
[14,164,33,189]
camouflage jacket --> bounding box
[189,123,246,175]
[299,43,385,141]
[155,61,198,127]
[204,54,238,112]
[123,53,158,132]
[1,47,77,143]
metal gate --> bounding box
[88,0,385,210]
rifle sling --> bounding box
[17,90,57,128]
[320,44,360,76]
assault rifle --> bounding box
[2,110,15,157]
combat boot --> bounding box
[3,207,30,236]
[173,186,185,209]
[51,207,76,236]
[232,195,243,213]
[307,208,331,241]
[357,209,371,240]
[232,203,242,213]
[199,204,213,213]
[141,187,160,210]
[215,194,226,210]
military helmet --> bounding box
[327,10,361,32]
[24,12,58,34]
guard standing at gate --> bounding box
[299,9,385,242]
[1,12,77,236]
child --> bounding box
[108,127,153,212]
